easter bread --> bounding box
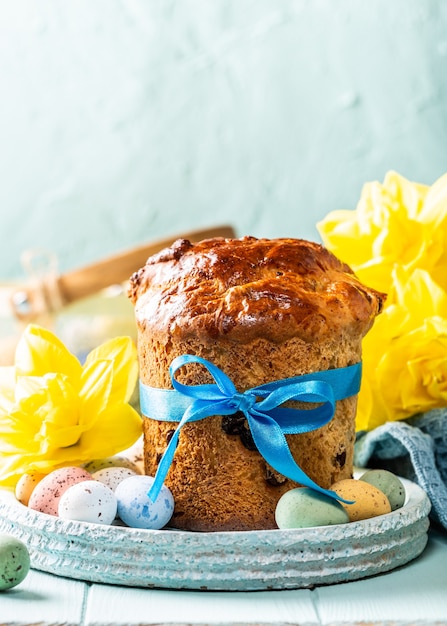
[128,236,384,531]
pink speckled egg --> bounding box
[27,467,92,516]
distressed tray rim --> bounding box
[0,477,431,591]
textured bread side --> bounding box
[140,332,360,531]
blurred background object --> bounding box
[0,225,235,364]
[1,0,447,279]
[1,0,446,359]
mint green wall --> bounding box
[1,0,447,279]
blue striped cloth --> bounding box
[354,409,447,530]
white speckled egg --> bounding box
[58,480,117,524]
[115,475,174,530]
[83,456,141,475]
[15,471,46,506]
[0,534,30,590]
[359,469,406,511]
[275,488,350,529]
[92,467,137,492]
[28,467,92,516]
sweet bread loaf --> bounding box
[128,236,384,531]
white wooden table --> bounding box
[1,526,446,626]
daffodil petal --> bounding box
[393,267,447,321]
[79,359,114,423]
[373,319,447,420]
[419,171,447,225]
[79,404,142,458]
[15,325,82,382]
[0,427,39,453]
[0,366,16,393]
[381,170,428,220]
[84,337,138,403]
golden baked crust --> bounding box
[128,236,383,345]
[129,236,385,531]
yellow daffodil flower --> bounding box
[317,170,447,430]
[0,325,142,486]
[356,268,447,430]
[317,170,447,295]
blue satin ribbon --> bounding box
[140,354,361,504]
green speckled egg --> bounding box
[275,488,350,529]
[359,469,406,511]
[0,534,30,591]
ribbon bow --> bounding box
[140,355,361,504]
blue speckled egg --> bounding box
[115,475,174,530]
[275,488,350,529]
[0,534,30,590]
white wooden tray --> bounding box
[0,478,431,591]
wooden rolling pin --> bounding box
[10,225,236,322]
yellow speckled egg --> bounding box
[331,478,391,522]
[15,471,46,506]
[83,456,142,475]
